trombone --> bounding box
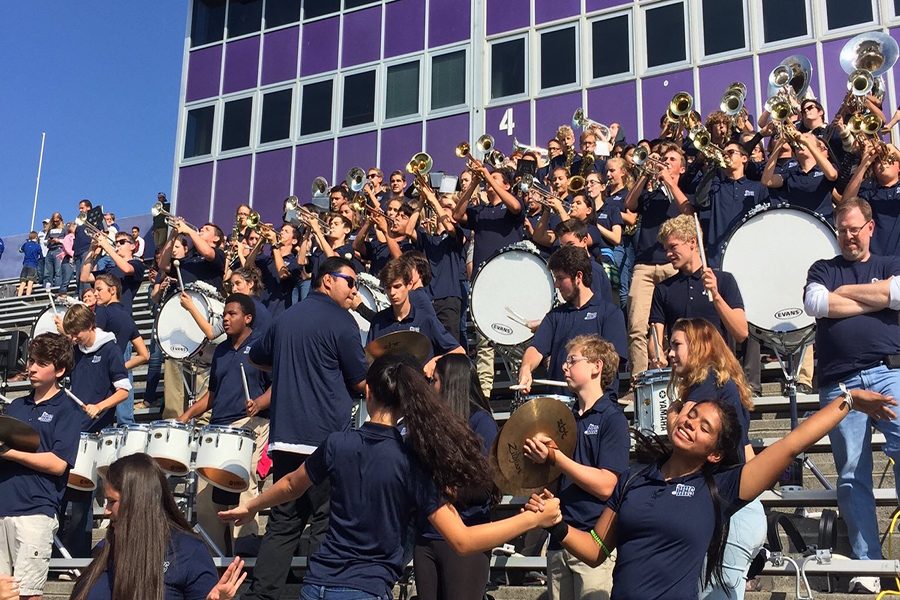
[406,151,433,191]
[284,196,331,230]
[572,107,611,138]
[519,174,564,209]
[74,211,104,237]
[512,137,548,159]
[151,201,196,231]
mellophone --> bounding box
[70,420,256,493]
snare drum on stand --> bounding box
[95,427,122,478]
[195,425,256,492]
[147,420,194,476]
[68,433,99,491]
[633,369,674,437]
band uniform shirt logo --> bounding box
[38,411,54,423]
[91,356,101,364]
[243,346,252,355]
[163,561,170,573]
[584,423,599,436]
[672,483,696,497]
[743,190,755,197]
[584,312,597,320]
[408,326,421,332]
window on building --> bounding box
[645,2,686,68]
[432,50,466,109]
[304,0,340,19]
[825,0,874,29]
[265,0,300,28]
[591,14,630,79]
[300,80,333,135]
[491,38,526,99]
[345,0,379,8]
[895,0,900,17]
[184,106,216,158]
[191,0,226,47]
[385,62,419,119]
[702,0,745,55]
[761,0,807,43]
[260,89,293,143]
[540,27,576,89]
[343,70,376,127]
[227,0,263,38]
[221,97,253,151]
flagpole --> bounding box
[30,132,46,232]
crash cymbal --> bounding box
[496,396,577,489]
[0,415,40,453]
[488,435,542,497]
[364,330,431,365]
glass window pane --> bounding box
[265,0,300,28]
[227,0,262,38]
[541,28,576,89]
[300,80,333,135]
[592,16,629,79]
[645,3,685,68]
[191,0,226,47]
[260,89,293,143]
[826,0,873,29]
[386,62,420,119]
[184,106,216,158]
[702,0,744,55]
[432,51,466,109]
[222,98,253,151]
[343,71,376,127]
[762,0,807,43]
[896,0,900,16]
[491,38,525,99]
[305,0,340,19]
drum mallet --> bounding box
[239,363,252,406]
[510,379,569,390]
[693,213,714,302]
[650,323,664,366]
[62,387,86,409]
[173,259,186,293]
[0,391,13,405]
[47,288,58,314]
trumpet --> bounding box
[572,107,610,138]
[284,196,331,230]
[768,98,803,151]
[151,201,196,230]
[246,210,276,236]
[512,137,548,159]
[519,174,562,208]
[74,211,104,237]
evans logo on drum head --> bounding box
[774,308,803,320]
[491,323,514,335]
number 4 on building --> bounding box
[499,107,515,136]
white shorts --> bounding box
[0,514,58,596]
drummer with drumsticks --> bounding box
[0,333,81,600]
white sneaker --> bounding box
[849,576,880,594]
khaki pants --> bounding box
[548,547,615,600]
[627,263,678,376]
[797,344,815,388]
[475,333,494,400]
[162,359,209,421]
[196,415,270,550]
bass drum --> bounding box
[720,205,840,355]
[154,282,226,365]
[470,241,557,347]
[31,298,83,338]
[352,273,389,346]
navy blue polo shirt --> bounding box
[649,267,744,340]
[551,394,629,550]
[806,255,900,385]
[780,166,835,218]
[94,303,139,352]
[414,227,465,300]
[73,225,93,257]
[308,242,359,281]
[608,463,746,600]
[766,158,800,205]
[531,294,628,390]
[859,181,900,256]
[367,303,459,361]
[467,200,525,269]
[634,188,684,265]
[364,238,412,277]
[99,259,145,311]
[0,390,81,517]
[304,423,443,597]
[684,371,751,456]
[593,199,625,250]
[209,330,271,425]
[590,258,614,303]
[72,333,129,432]
[409,287,440,320]
[250,291,368,449]
[179,248,226,292]
[83,530,219,600]
[250,296,272,335]
[526,211,560,259]
[703,174,769,267]
[256,252,299,317]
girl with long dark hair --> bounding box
[220,354,560,600]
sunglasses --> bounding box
[367,173,378,178]
[328,272,356,288]
[115,239,131,246]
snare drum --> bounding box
[95,427,122,477]
[68,433,99,491]
[154,282,226,365]
[470,241,557,347]
[634,368,674,437]
[118,424,151,460]
[195,425,256,492]
[720,205,839,354]
[352,273,389,346]
[147,420,194,476]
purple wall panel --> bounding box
[336,131,378,180]
[587,80,638,145]
[429,0,470,47]
[757,44,816,107]
[342,7,382,67]
[384,0,425,58]
[186,46,222,102]
[485,101,531,151]
[380,123,423,175]
[486,0,529,36]
[295,140,336,195]
[175,162,215,225]
[534,91,581,147]
[213,155,253,226]
[821,37,852,118]
[536,0,580,24]
[223,36,261,94]
[252,148,293,218]
[586,0,631,11]
[641,70,693,140]
[698,58,754,119]
[426,113,470,174]
[261,27,299,85]
[300,17,340,76]
[890,28,900,113]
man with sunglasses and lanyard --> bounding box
[78,231,146,312]
[246,256,368,600]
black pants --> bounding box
[242,451,331,600]
[432,297,462,344]
[741,337,762,392]
[59,489,93,558]
[413,538,489,600]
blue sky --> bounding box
[0,2,187,237]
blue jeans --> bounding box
[43,252,62,288]
[60,258,75,293]
[700,499,767,600]
[73,253,88,297]
[819,364,900,560]
[614,239,636,308]
[300,584,390,600]
[145,332,163,407]
[115,342,135,425]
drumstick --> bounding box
[650,323,663,365]
[47,288,57,314]
[62,387,86,408]
[504,306,530,327]
[509,379,569,390]
[693,213,714,302]
[173,259,185,293]
[239,363,252,405]
[0,392,12,404]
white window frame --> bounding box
[697,0,750,60]
[487,33,530,106]
[587,9,634,85]
[340,66,380,133]
[301,0,340,23]
[181,101,220,164]
[427,45,470,115]
[819,0,879,36]
[297,73,337,141]
[257,82,296,149]
[261,0,302,31]
[219,92,257,157]
[640,0,691,76]
[189,0,229,50]
[536,22,581,93]
[383,56,424,124]
[224,0,264,41]
[754,0,814,51]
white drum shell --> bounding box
[31,306,67,339]
[634,368,674,437]
[154,286,226,364]
[195,426,255,492]
[95,428,122,477]
[118,425,150,461]
[68,433,99,491]
[147,420,193,477]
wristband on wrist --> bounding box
[839,382,853,411]
[546,521,569,545]
[590,529,612,559]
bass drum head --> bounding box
[154,289,222,361]
[470,247,556,346]
[720,206,839,353]
[31,306,67,339]
[352,274,388,346]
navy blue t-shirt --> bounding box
[308,242,360,281]
[72,333,129,432]
[607,463,746,600]
[683,371,751,456]
[779,166,835,219]
[95,303,139,352]
[255,252,299,317]
[589,257,614,303]
[859,181,900,256]
[73,225,93,258]
[467,200,525,269]
[0,390,81,517]
[304,423,443,597]
[593,199,625,250]
[702,174,769,267]
[250,296,272,336]
[363,238,412,278]
[634,188,684,265]
[367,303,459,362]
[178,248,226,292]
[414,227,465,300]
[20,240,41,267]
[649,267,744,340]
[208,330,271,425]
[250,291,368,448]
[98,259,146,311]
[806,255,900,384]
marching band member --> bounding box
[353,199,414,277]
[158,220,227,292]
[78,231,146,312]
[761,132,837,217]
[553,220,614,304]
[225,266,273,335]
[840,141,900,256]
[254,222,302,318]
